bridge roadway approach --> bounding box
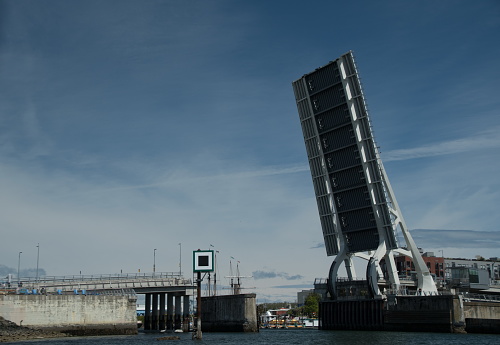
[22,272,195,332]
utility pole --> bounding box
[192,249,214,340]
[226,259,252,295]
[179,243,182,276]
[214,250,218,296]
[153,248,157,275]
[196,271,202,340]
[207,273,211,296]
[17,252,22,285]
[36,243,40,285]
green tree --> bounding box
[303,293,321,317]
[287,306,304,317]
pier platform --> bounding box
[319,294,500,333]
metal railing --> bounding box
[16,271,183,284]
[460,293,500,302]
[1,272,194,294]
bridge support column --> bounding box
[166,293,174,331]
[175,294,182,330]
[183,294,190,332]
[152,293,159,330]
[144,293,151,330]
[159,293,166,331]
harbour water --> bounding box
[5,329,499,345]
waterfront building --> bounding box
[394,252,445,282]
[259,308,290,325]
[385,252,499,292]
[445,257,499,291]
[446,257,499,280]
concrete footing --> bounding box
[201,293,258,332]
[320,295,500,333]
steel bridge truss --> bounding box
[292,51,437,299]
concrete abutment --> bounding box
[319,295,500,333]
[201,293,258,332]
[0,294,137,335]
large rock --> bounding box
[0,316,67,343]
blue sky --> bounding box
[1,0,499,302]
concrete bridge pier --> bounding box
[166,293,174,331]
[174,294,182,330]
[183,294,190,332]
[144,293,151,330]
[143,292,189,332]
[159,293,166,330]
[152,293,159,330]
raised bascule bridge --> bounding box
[292,51,500,333]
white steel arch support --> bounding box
[384,250,401,292]
[327,246,348,299]
[344,254,356,280]
[366,241,386,298]
[379,166,437,295]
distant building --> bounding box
[259,308,290,324]
[393,252,499,289]
[445,257,499,281]
[449,266,490,290]
[297,289,314,306]
[394,252,445,282]
[313,278,329,301]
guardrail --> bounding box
[14,271,182,284]
[461,293,500,302]
[1,272,194,294]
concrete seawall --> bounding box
[0,294,138,336]
[384,295,454,332]
[462,299,500,334]
[320,295,500,333]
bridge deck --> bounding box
[10,272,195,295]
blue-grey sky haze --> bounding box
[1,0,499,302]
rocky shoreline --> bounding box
[0,316,69,343]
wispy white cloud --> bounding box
[253,270,304,281]
[411,229,500,249]
[0,152,322,283]
[271,284,313,289]
[382,127,500,162]
[72,163,310,196]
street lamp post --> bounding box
[179,243,182,276]
[153,248,157,275]
[36,243,40,285]
[17,252,22,285]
